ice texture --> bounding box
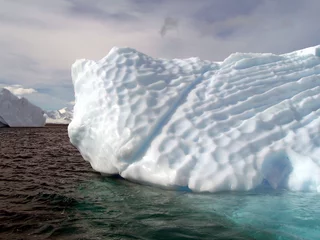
[0,88,45,127]
[68,46,320,192]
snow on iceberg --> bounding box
[0,88,45,127]
[68,46,320,192]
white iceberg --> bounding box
[68,46,320,192]
[0,88,46,127]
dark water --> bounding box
[1,126,319,240]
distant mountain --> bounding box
[44,105,73,124]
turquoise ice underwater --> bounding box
[69,46,320,239]
[78,177,320,239]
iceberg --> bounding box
[68,46,320,192]
[0,88,45,127]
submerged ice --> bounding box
[68,46,320,192]
[0,88,45,127]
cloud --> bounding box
[0,83,71,110]
[3,85,37,95]
[0,0,320,110]
[193,0,263,24]
[66,0,139,22]
[160,17,179,37]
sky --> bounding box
[1,0,320,110]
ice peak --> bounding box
[0,88,45,127]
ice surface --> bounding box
[45,106,73,124]
[68,45,320,192]
[0,88,45,127]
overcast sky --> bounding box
[1,0,320,110]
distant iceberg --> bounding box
[68,45,320,192]
[0,88,46,127]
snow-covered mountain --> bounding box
[69,45,320,193]
[0,88,45,127]
[44,105,73,124]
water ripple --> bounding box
[1,126,319,239]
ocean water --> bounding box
[1,126,319,240]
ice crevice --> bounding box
[128,73,209,166]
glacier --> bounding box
[0,88,46,127]
[45,105,73,124]
[68,45,320,192]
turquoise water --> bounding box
[1,126,320,240]
[69,177,320,240]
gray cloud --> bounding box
[66,0,139,22]
[194,0,264,23]
[160,17,179,37]
[0,0,320,109]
